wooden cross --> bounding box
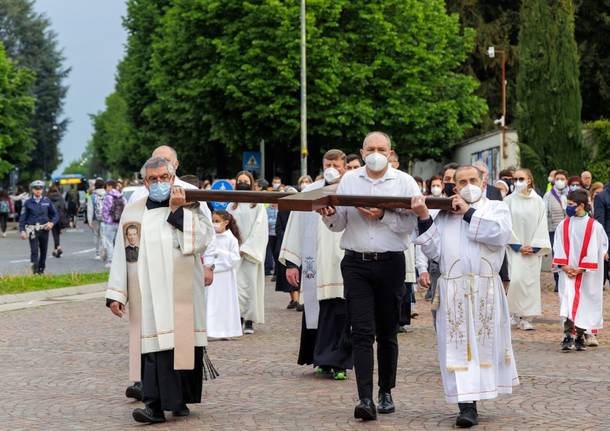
[184,187,453,211]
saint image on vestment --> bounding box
[124,223,140,263]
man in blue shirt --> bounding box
[19,180,59,274]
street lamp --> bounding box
[487,46,508,160]
[300,0,307,177]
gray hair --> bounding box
[362,131,392,149]
[140,156,176,178]
[454,165,484,182]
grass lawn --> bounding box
[0,272,108,295]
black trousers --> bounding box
[0,213,7,233]
[142,347,203,412]
[29,230,49,274]
[341,253,405,400]
[51,223,61,249]
[314,298,353,371]
[399,283,413,326]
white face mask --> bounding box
[569,184,581,192]
[459,184,482,203]
[213,222,225,233]
[272,183,281,190]
[430,186,442,197]
[555,179,566,190]
[323,167,341,185]
[364,152,388,172]
[514,180,528,193]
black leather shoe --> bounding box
[172,405,190,417]
[456,402,478,428]
[354,398,377,421]
[132,407,166,423]
[125,382,142,401]
[377,391,395,414]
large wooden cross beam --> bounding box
[184,188,453,211]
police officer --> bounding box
[19,180,59,274]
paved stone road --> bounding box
[0,274,608,430]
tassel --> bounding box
[467,342,472,362]
[201,347,219,381]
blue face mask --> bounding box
[566,204,577,217]
[149,182,171,202]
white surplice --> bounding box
[279,180,344,329]
[553,215,608,330]
[105,198,213,380]
[206,230,242,338]
[415,197,519,403]
[505,189,551,317]
[227,203,268,323]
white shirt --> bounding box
[128,177,216,264]
[322,166,420,252]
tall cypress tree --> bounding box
[517,0,583,185]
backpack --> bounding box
[92,193,104,221]
[0,200,9,213]
[109,195,125,223]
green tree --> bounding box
[0,43,35,176]
[445,0,521,133]
[575,0,610,121]
[0,0,70,180]
[136,0,486,177]
[516,0,583,185]
[89,92,138,178]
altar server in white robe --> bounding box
[412,165,518,429]
[106,156,215,424]
[227,170,268,334]
[279,149,353,379]
[553,189,608,352]
[206,210,243,339]
[505,168,551,331]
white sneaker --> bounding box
[104,262,112,269]
[585,334,599,347]
[94,255,101,260]
[1,232,6,237]
[519,319,535,331]
[510,315,519,327]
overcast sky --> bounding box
[33,0,127,175]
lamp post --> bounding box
[486,46,508,160]
[300,0,307,177]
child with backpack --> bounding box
[101,180,126,268]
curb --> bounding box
[0,282,107,305]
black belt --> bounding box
[344,250,404,262]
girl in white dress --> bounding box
[206,211,243,339]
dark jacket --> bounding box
[486,184,503,201]
[594,183,610,240]
[19,196,59,231]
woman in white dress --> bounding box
[206,211,243,339]
[505,168,552,331]
[227,171,268,335]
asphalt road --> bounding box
[0,221,107,276]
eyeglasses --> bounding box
[146,173,172,183]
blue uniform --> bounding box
[19,196,59,231]
[19,196,59,274]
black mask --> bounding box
[443,183,456,197]
[502,178,514,194]
[236,182,251,191]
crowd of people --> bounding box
[3,137,607,427]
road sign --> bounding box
[243,151,262,173]
[210,179,233,211]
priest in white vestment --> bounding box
[227,171,268,334]
[279,150,353,378]
[106,157,215,424]
[504,169,551,331]
[553,189,608,351]
[412,165,518,429]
